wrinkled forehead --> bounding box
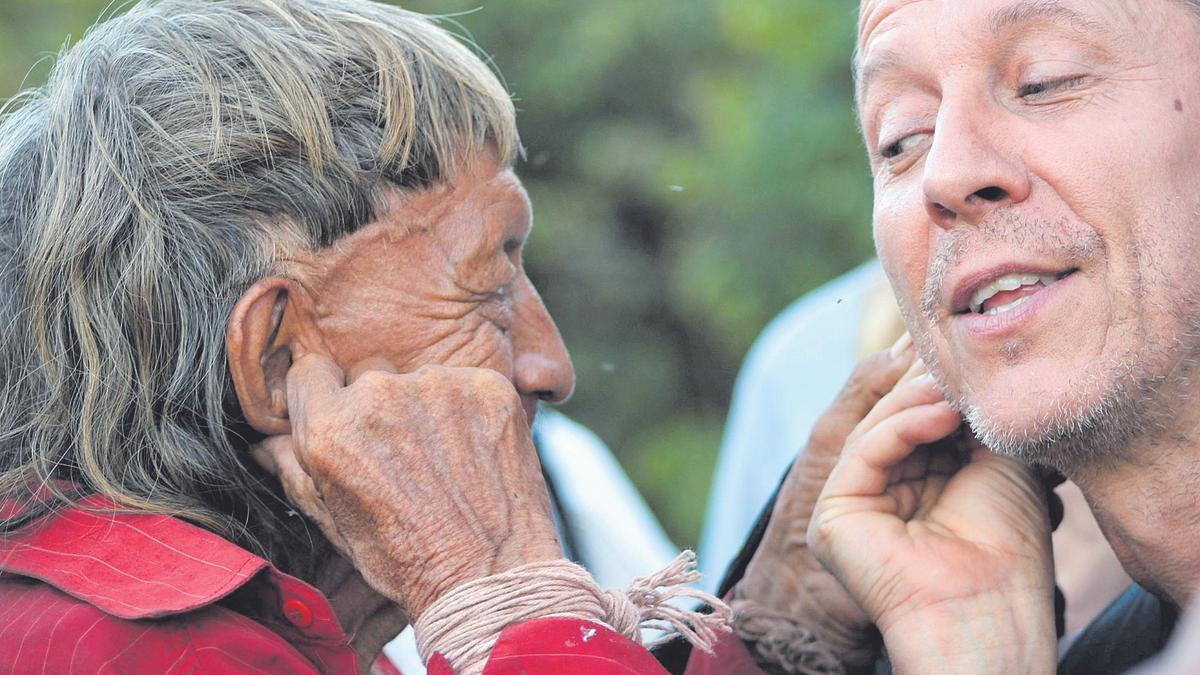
[854,0,1158,97]
[857,0,913,48]
[858,0,1156,53]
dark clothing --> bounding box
[662,468,1185,675]
[1058,585,1179,674]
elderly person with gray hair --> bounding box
[0,1,727,673]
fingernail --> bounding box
[889,332,913,359]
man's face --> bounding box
[858,0,1200,463]
[298,154,575,427]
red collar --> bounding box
[1,493,366,671]
[0,493,272,619]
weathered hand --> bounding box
[735,338,919,669]
[808,365,1056,673]
[256,352,564,621]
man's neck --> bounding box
[1072,436,1200,607]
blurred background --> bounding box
[0,0,873,548]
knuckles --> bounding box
[844,350,898,399]
[806,511,837,560]
[807,415,850,456]
[335,365,520,414]
[296,364,526,471]
[807,350,894,452]
[279,362,541,609]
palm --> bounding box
[806,363,1057,671]
[821,439,1051,629]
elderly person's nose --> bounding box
[511,278,575,405]
[922,104,1030,228]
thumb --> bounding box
[254,436,348,551]
[250,436,286,477]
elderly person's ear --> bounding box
[227,277,326,435]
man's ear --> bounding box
[227,277,324,435]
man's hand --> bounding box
[808,365,1056,673]
[734,338,918,669]
[256,352,564,621]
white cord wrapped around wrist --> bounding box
[414,550,731,674]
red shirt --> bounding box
[681,628,765,674]
[0,494,670,674]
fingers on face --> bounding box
[897,356,929,385]
[817,342,920,442]
[848,371,945,445]
[848,346,916,412]
[890,441,961,482]
[263,434,339,528]
[285,353,347,435]
[826,400,961,499]
[888,331,913,360]
[345,357,400,384]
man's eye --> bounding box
[1018,76,1084,98]
[880,132,929,160]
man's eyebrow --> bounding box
[856,48,901,93]
[986,0,1105,35]
[855,48,907,112]
[856,0,1109,106]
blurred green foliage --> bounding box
[0,0,872,547]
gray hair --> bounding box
[0,0,519,571]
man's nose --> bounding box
[511,275,575,405]
[922,102,1030,228]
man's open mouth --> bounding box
[956,269,1076,316]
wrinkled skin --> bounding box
[260,356,565,619]
[297,158,574,428]
[787,0,1200,672]
[230,154,576,670]
[855,0,1200,611]
[736,340,918,670]
[859,0,1200,460]
[808,369,1055,673]
[742,335,1054,673]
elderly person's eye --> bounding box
[0,2,731,672]
[483,285,516,331]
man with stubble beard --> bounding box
[684,1,1200,673]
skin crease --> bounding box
[228,152,576,671]
[861,0,1200,602]
[793,0,1200,671]
[735,340,924,670]
[297,155,574,427]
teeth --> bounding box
[983,294,1032,315]
[968,273,1057,314]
